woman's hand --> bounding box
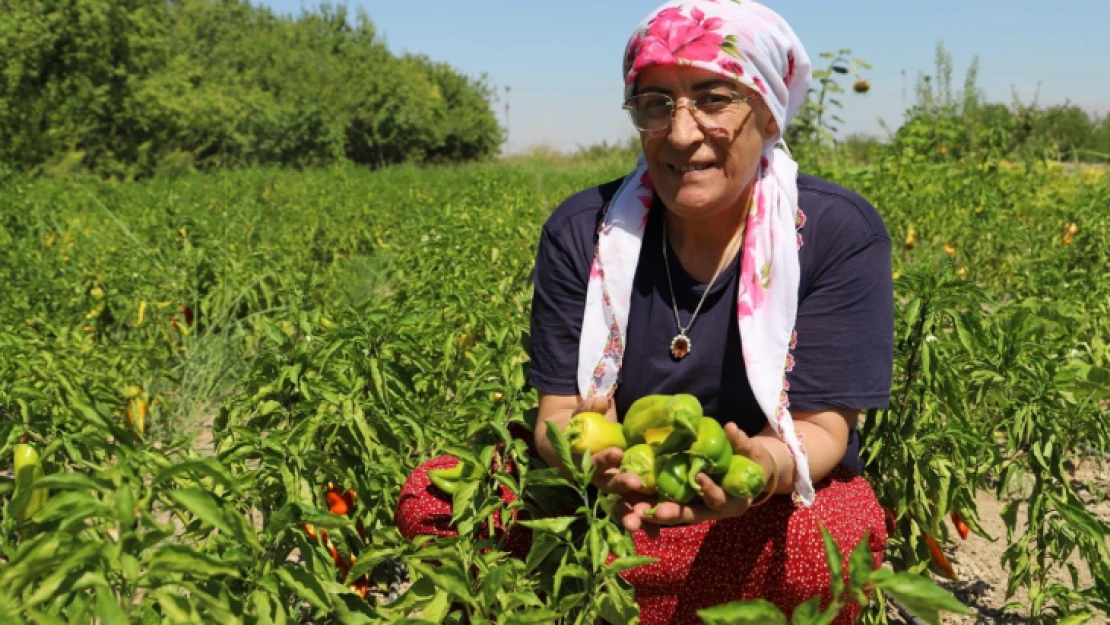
[614,422,775,537]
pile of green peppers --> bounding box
[563,394,767,506]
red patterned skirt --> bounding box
[394,452,887,625]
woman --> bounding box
[396,1,893,622]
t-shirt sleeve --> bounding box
[786,216,894,413]
[528,223,588,396]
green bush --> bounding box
[0,0,504,178]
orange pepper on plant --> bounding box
[951,509,970,540]
[301,523,318,541]
[925,533,958,581]
[326,482,357,516]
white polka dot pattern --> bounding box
[395,458,886,624]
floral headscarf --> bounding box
[575,0,817,506]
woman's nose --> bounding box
[668,102,705,148]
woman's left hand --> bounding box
[614,422,776,538]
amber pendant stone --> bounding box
[670,334,691,359]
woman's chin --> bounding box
[669,188,727,217]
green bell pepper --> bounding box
[685,417,733,494]
[622,394,703,452]
[720,454,767,499]
[647,453,697,514]
[619,443,659,495]
[564,411,627,456]
[426,457,478,495]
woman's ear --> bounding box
[765,116,780,138]
[752,97,779,139]
[760,108,780,139]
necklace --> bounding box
[661,221,742,360]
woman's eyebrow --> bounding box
[636,79,736,95]
[692,79,736,91]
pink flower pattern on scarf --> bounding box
[627,7,725,80]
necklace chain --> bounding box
[661,220,742,359]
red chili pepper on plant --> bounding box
[325,482,356,516]
[925,533,958,581]
[882,506,897,536]
[951,509,970,540]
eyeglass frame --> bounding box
[622,89,759,134]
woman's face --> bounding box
[635,64,778,223]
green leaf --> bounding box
[847,530,876,605]
[819,524,845,601]
[697,599,788,625]
[407,561,475,606]
[554,561,587,598]
[24,609,67,625]
[261,320,286,346]
[877,572,974,624]
[544,425,574,478]
[345,547,402,585]
[515,516,577,535]
[1052,494,1109,539]
[24,542,101,606]
[0,533,64,589]
[503,609,563,624]
[605,555,658,574]
[153,458,242,495]
[1057,612,1095,625]
[480,563,509,609]
[94,584,129,624]
[147,545,241,579]
[31,472,107,493]
[275,566,331,612]
[598,581,640,625]
[168,488,235,535]
[179,583,241,624]
[154,588,198,622]
[790,597,831,625]
[524,467,571,488]
[420,590,453,622]
[524,531,560,574]
[951,310,979,355]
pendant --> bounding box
[670,334,691,359]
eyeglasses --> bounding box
[622,90,758,133]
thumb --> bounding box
[724,422,757,457]
[576,395,612,416]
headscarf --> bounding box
[575,0,817,506]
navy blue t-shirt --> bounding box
[528,172,894,475]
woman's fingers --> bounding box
[598,470,642,495]
[575,396,611,416]
[591,447,624,471]
[697,473,729,511]
[590,447,648,495]
[614,494,659,535]
[644,500,714,525]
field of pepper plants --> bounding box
[0,145,1108,624]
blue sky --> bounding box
[257,0,1108,154]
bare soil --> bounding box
[890,455,1110,625]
